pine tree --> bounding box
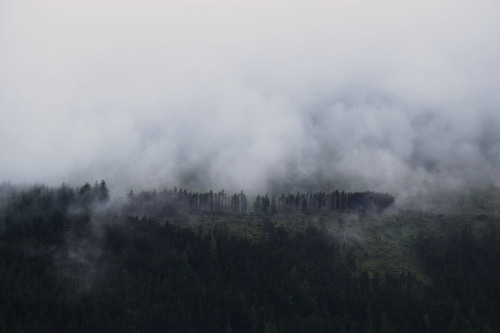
[99,180,109,202]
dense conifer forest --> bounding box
[1,182,499,332]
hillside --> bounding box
[1,182,500,332]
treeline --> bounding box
[126,188,394,217]
[126,188,248,216]
[0,181,110,210]
[253,191,395,215]
[0,181,109,240]
[1,182,394,220]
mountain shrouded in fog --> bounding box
[3,3,500,331]
[1,0,500,204]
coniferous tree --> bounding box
[262,194,270,214]
[99,180,109,202]
[253,195,262,214]
[271,195,277,214]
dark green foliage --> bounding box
[1,183,499,332]
[415,228,500,332]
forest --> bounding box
[1,181,499,332]
[126,186,394,216]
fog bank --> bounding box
[1,0,500,205]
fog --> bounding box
[1,0,500,205]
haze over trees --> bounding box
[2,1,500,331]
[125,188,248,216]
[124,187,394,217]
[252,191,394,215]
[0,181,499,332]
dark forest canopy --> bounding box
[1,181,500,332]
[0,181,499,332]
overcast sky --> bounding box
[1,0,500,199]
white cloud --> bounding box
[1,0,500,197]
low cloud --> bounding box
[1,0,500,205]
